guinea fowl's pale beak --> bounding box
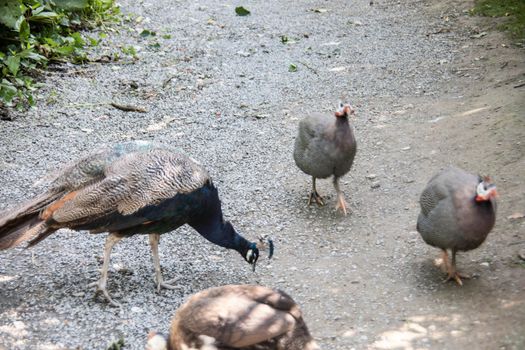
[344,105,355,116]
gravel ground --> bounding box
[1,0,524,349]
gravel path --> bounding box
[1,0,524,349]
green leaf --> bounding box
[149,42,161,49]
[53,0,89,11]
[28,11,59,24]
[162,34,172,39]
[71,32,85,47]
[235,6,250,16]
[280,35,288,44]
[17,18,30,42]
[288,63,297,72]
[0,80,18,104]
[0,0,23,29]
[5,55,21,76]
[140,29,156,37]
[87,36,99,46]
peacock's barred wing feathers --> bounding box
[50,147,210,224]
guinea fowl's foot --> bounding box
[88,280,121,307]
[335,194,348,216]
[308,191,325,206]
[444,271,470,286]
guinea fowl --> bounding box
[293,102,357,215]
[417,166,497,285]
[0,141,273,306]
[146,284,320,350]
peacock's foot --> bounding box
[308,191,325,206]
[88,280,121,307]
[155,277,178,293]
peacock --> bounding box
[0,141,273,306]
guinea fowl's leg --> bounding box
[444,249,470,286]
[149,233,177,291]
[333,177,348,215]
[90,232,123,307]
[434,249,450,273]
[308,177,325,206]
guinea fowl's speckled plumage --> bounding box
[417,166,497,285]
[0,141,268,304]
[294,112,356,179]
[293,104,357,215]
[147,285,320,350]
[417,167,496,252]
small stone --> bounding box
[365,174,377,180]
[371,182,380,189]
[480,262,490,267]
[401,146,411,151]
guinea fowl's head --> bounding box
[244,235,274,272]
[146,331,167,350]
[334,102,355,118]
[475,176,498,202]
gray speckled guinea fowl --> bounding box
[293,102,357,215]
[0,141,273,306]
[417,166,497,285]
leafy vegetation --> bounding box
[471,0,525,42]
[235,6,250,16]
[0,0,120,109]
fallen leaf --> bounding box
[289,64,297,72]
[235,6,250,16]
[507,212,525,220]
[329,66,347,72]
[470,31,487,39]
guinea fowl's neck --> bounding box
[334,116,352,144]
[189,185,252,258]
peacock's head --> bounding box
[335,102,355,118]
[245,236,274,272]
[146,331,167,350]
[475,176,498,202]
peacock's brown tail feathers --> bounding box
[0,190,62,249]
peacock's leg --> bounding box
[90,232,123,307]
[149,233,177,291]
[308,177,325,206]
[333,177,348,216]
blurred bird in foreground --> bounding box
[146,284,320,350]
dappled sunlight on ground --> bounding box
[371,313,467,350]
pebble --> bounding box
[371,182,380,189]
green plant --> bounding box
[0,0,120,109]
[471,0,525,41]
